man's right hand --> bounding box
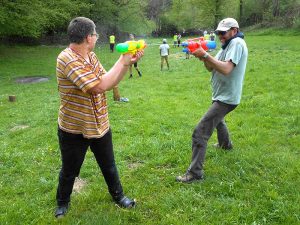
[192,47,206,59]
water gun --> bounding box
[182,37,216,53]
[116,40,147,54]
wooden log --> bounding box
[9,95,16,102]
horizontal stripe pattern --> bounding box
[56,48,109,138]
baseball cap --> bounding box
[163,38,167,43]
[215,18,239,32]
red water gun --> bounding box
[182,37,216,53]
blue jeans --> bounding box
[56,128,123,206]
[188,101,237,177]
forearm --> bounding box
[202,55,233,75]
[193,48,234,75]
[88,58,129,94]
[203,60,213,72]
[102,58,129,89]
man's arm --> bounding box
[88,51,143,94]
[203,60,213,72]
[193,49,234,75]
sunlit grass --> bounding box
[0,34,299,224]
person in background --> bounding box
[185,49,190,59]
[128,34,142,78]
[113,86,129,102]
[159,39,170,71]
[210,31,216,41]
[55,17,143,218]
[177,33,181,47]
[173,33,178,48]
[109,33,115,53]
[176,18,248,183]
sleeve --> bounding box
[64,58,101,93]
[225,40,243,66]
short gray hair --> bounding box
[67,17,95,44]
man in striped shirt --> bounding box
[55,17,143,218]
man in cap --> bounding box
[159,39,170,71]
[176,18,248,183]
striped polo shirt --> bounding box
[56,48,109,139]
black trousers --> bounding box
[110,43,114,52]
[56,128,123,206]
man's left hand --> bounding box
[131,50,144,64]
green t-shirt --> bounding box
[109,35,115,44]
[211,37,248,105]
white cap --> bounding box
[215,18,239,32]
[163,39,167,43]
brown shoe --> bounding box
[176,172,203,183]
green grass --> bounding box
[0,34,299,224]
[245,25,300,36]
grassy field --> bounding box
[0,34,299,225]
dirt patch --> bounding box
[128,161,144,170]
[73,177,87,193]
[10,125,30,132]
[15,76,49,84]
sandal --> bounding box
[115,196,136,208]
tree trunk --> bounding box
[240,0,243,21]
[273,0,280,17]
[215,0,221,27]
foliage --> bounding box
[114,0,155,34]
[166,0,215,31]
[241,0,300,28]
[0,0,90,38]
[146,0,172,32]
[217,0,240,22]
[0,0,299,41]
[0,34,300,224]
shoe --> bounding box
[55,204,69,218]
[119,97,129,102]
[114,196,136,208]
[176,172,203,183]
[138,72,142,77]
[213,143,233,150]
[129,74,133,78]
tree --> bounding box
[241,0,300,27]
[1,0,299,41]
[115,0,155,34]
[146,0,172,34]
[0,0,90,38]
[273,0,280,17]
[88,0,155,37]
[165,0,215,32]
